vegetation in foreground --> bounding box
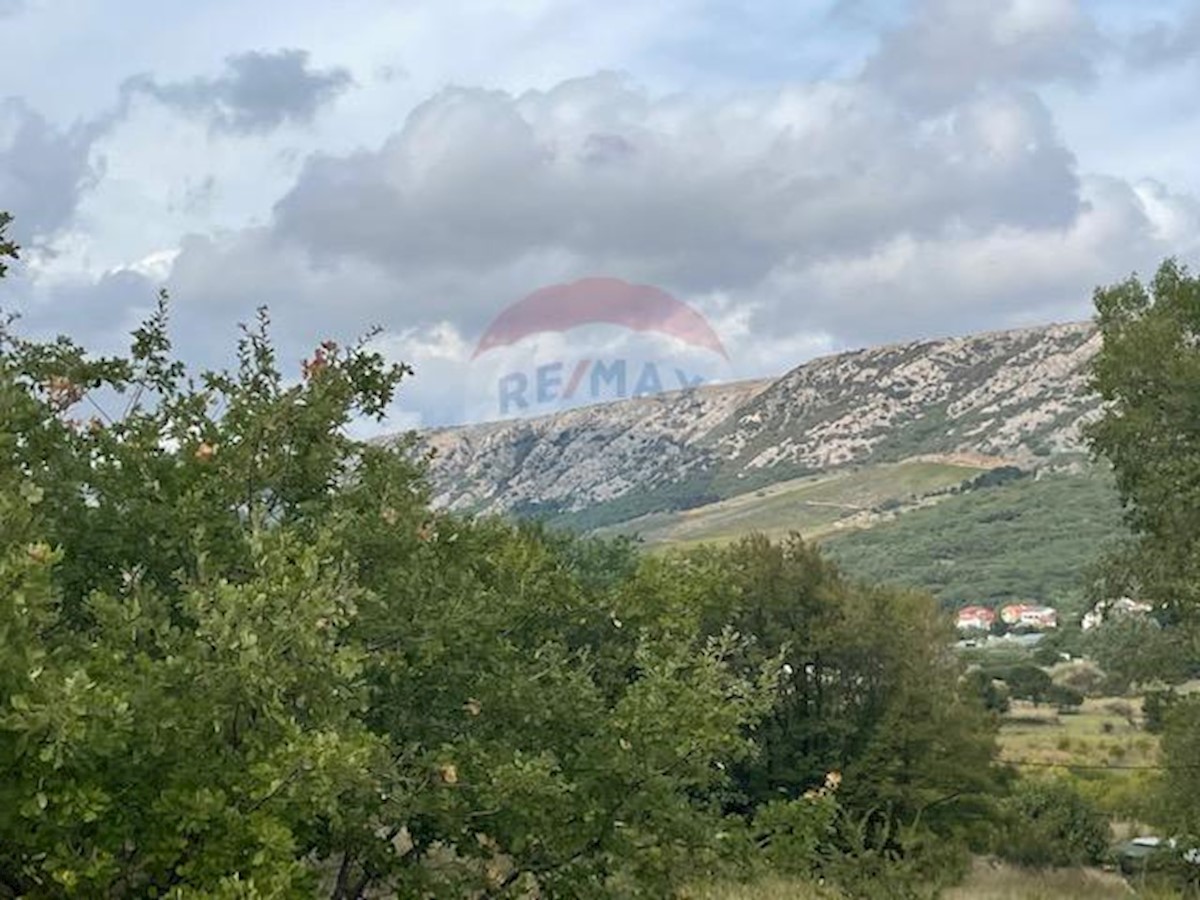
[1,211,1199,897]
[0,214,999,897]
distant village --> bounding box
[954,596,1155,647]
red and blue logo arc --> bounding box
[471,277,729,361]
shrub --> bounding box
[963,668,1011,715]
[1048,684,1084,713]
[993,665,1053,706]
[999,779,1110,868]
[1143,689,1179,734]
[1050,659,1108,697]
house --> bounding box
[999,603,1058,630]
[956,605,996,632]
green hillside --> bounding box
[600,459,987,546]
[821,470,1124,612]
[597,461,1127,615]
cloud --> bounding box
[1126,7,1200,69]
[749,175,1200,344]
[0,261,159,356]
[122,48,353,135]
[862,0,1099,111]
[266,72,1080,325]
[143,57,1200,427]
[0,98,108,243]
[7,1,1200,429]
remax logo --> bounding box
[467,277,731,420]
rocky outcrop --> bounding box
[388,321,1101,522]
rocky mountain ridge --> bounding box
[396,320,1103,526]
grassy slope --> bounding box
[601,460,985,547]
[688,862,1149,900]
[997,697,1158,770]
[585,461,1124,613]
[821,471,1124,611]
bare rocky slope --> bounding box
[393,320,1102,529]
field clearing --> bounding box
[943,858,1156,899]
[997,695,1166,830]
[610,459,985,547]
[998,697,1159,770]
[685,858,1162,899]
[682,876,836,899]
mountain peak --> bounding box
[399,320,1101,527]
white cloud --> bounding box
[262,74,1080,310]
[861,0,1098,113]
[757,174,1199,343]
[5,0,1200,428]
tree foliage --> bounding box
[1159,697,1200,838]
[668,536,1001,847]
[1088,260,1200,868]
[0,210,1002,896]
[1088,259,1200,621]
[990,665,1053,707]
[999,779,1109,868]
[0,288,774,896]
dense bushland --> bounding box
[0,215,1003,897]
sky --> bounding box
[2,0,1199,428]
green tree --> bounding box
[0,213,779,897]
[673,535,1001,850]
[1088,260,1200,621]
[0,304,399,895]
[993,665,1053,706]
[963,669,1010,715]
[1000,779,1109,868]
[1085,616,1192,694]
[1088,260,1200,862]
[1159,697,1200,836]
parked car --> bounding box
[1115,836,1200,875]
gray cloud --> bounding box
[0,98,107,243]
[123,49,353,135]
[15,268,156,348]
[742,174,1200,346]
[1127,8,1200,69]
[9,2,1199,429]
[266,73,1080,329]
[862,0,1099,112]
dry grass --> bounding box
[615,460,984,548]
[942,858,1134,899]
[680,876,840,899]
[682,860,1178,899]
[997,697,1159,770]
